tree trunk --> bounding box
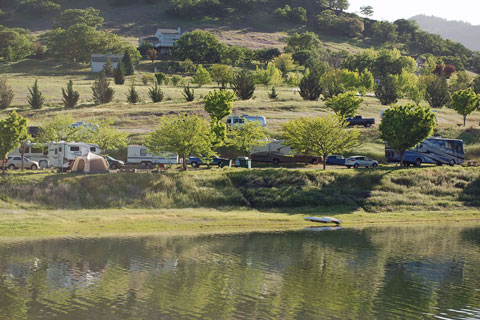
[1,154,5,174]
[400,150,405,167]
[182,156,187,171]
[21,142,25,172]
[464,115,467,127]
[323,156,327,170]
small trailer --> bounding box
[127,145,179,168]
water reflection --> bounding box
[0,226,479,319]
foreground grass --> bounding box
[0,208,479,239]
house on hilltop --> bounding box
[90,54,123,72]
[139,27,182,54]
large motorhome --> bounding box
[250,140,321,165]
[127,145,179,167]
[226,115,267,127]
[385,137,464,166]
[48,142,101,169]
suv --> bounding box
[326,155,345,166]
[345,156,378,169]
[105,156,125,169]
[6,156,39,170]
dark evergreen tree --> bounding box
[149,82,164,103]
[126,83,140,104]
[122,49,135,76]
[183,86,195,102]
[425,76,450,108]
[27,80,45,109]
[92,72,114,104]
[103,57,114,77]
[62,80,80,108]
[299,71,322,101]
[268,87,278,99]
[114,61,125,85]
[232,70,255,100]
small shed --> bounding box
[90,54,123,72]
[71,152,109,174]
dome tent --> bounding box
[71,152,109,174]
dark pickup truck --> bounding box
[346,116,375,128]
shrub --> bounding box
[268,87,278,100]
[141,74,155,86]
[155,72,167,85]
[0,78,14,110]
[126,83,140,104]
[149,82,164,103]
[170,75,183,87]
[183,86,195,102]
[192,65,212,87]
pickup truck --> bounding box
[346,116,375,128]
[188,157,230,168]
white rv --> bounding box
[226,115,267,127]
[127,145,179,168]
[48,142,101,169]
[10,143,49,169]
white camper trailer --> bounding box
[10,143,49,169]
[127,145,179,168]
[48,142,101,169]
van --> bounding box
[226,115,267,127]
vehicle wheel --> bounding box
[353,163,359,169]
[31,164,38,170]
[39,160,48,169]
[7,164,15,170]
[141,161,152,169]
[414,158,422,167]
[191,162,198,168]
[347,165,351,169]
[110,164,118,170]
[364,123,371,128]
[310,158,319,165]
[449,159,455,167]
[372,163,378,168]
[272,158,280,165]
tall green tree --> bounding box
[62,80,80,108]
[92,72,114,104]
[375,75,399,105]
[209,64,233,89]
[450,88,480,127]
[27,80,44,109]
[424,75,450,108]
[83,119,128,155]
[192,65,212,87]
[232,70,256,100]
[36,114,86,143]
[299,69,322,101]
[53,7,104,29]
[0,78,14,110]
[226,121,268,157]
[146,114,215,170]
[172,31,225,64]
[380,104,436,166]
[0,111,28,174]
[122,49,135,76]
[325,91,363,119]
[114,61,125,85]
[284,32,322,53]
[283,115,359,170]
[204,89,235,143]
[0,27,34,61]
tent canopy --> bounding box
[71,152,109,173]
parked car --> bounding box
[105,156,124,169]
[5,156,39,170]
[187,157,230,168]
[326,155,345,166]
[346,116,375,128]
[345,156,378,169]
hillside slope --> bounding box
[411,14,480,51]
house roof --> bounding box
[91,54,123,63]
[142,36,159,41]
[157,28,180,34]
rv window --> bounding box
[31,147,44,154]
[55,149,58,155]
[227,119,231,124]
[59,147,62,152]
[70,146,80,152]
[140,149,147,156]
[456,144,463,153]
[90,147,96,152]
[239,119,245,123]
[233,119,239,124]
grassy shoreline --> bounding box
[1,208,479,240]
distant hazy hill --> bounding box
[410,14,480,51]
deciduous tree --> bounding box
[0,78,14,110]
[450,88,480,126]
[283,115,359,170]
[192,65,212,87]
[380,104,436,166]
[204,89,235,143]
[226,121,268,157]
[325,91,363,119]
[0,111,28,174]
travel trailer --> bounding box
[226,115,267,127]
[48,142,101,169]
[251,140,321,165]
[127,145,179,168]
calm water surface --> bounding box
[0,225,480,320]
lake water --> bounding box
[0,225,480,319]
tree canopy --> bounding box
[0,111,28,173]
[172,31,225,64]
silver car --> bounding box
[6,156,39,170]
[345,156,378,169]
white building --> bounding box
[90,54,123,72]
[139,27,182,54]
